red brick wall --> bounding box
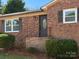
[26,37,48,52]
[47,0,79,44]
[0,16,39,47]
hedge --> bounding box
[0,33,15,48]
[46,38,78,59]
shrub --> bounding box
[26,47,39,54]
[45,39,78,59]
[0,33,15,48]
[46,39,58,57]
[57,39,78,59]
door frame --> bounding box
[39,15,48,37]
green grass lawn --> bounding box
[0,53,32,59]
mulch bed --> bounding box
[1,48,78,59]
[4,48,48,59]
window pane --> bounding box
[6,20,11,31]
[13,20,19,26]
[43,19,47,29]
[65,17,75,22]
[6,20,11,26]
[6,26,11,31]
[13,20,19,31]
[65,11,75,16]
[13,26,19,31]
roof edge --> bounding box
[0,10,43,17]
[41,0,57,10]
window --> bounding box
[5,19,20,32]
[43,19,47,29]
[63,8,77,23]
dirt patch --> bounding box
[0,48,78,59]
[5,48,48,59]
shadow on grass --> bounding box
[0,52,32,59]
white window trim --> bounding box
[5,18,19,32]
[63,8,77,24]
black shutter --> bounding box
[2,20,5,32]
[58,11,63,23]
[77,8,79,22]
[19,18,22,32]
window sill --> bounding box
[5,31,19,33]
[63,21,77,24]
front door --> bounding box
[39,15,47,37]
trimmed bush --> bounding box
[46,39,58,57]
[45,39,78,59]
[0,33,15,48]
[57,39,78,59]
[26,47,39,54]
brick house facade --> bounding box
[0,11,47,47]
[0,0,79,48]
[46,0,79,44]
